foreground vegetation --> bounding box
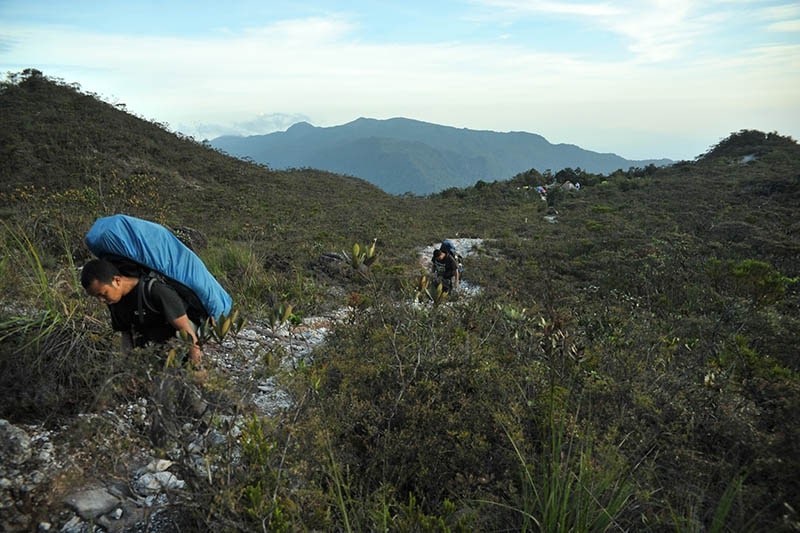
[1,70,799,531]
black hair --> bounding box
[80,258,121,288]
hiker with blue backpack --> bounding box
[431,240,461,294]
[81,214,233,369]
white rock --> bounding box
[63,487,120,519]
[0,419,32,465]
[133,471,186,496]
[138,459,173,474]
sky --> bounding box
[1,0,798,161]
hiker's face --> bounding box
[86,277,124,305]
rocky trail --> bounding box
[0,239,485,532]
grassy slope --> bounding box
[1,70,799,530]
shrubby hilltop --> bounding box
[1,69,799,531]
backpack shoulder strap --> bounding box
[136,274,160,324]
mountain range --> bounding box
[209,117,674,195]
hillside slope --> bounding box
[1,69,799,532]
[0,69,429,254]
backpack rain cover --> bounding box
[85,214,232,320]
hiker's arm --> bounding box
[171,314,202,366]
[152,283,203,366]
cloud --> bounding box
[472,0,623,17]
[183,112,312,140]
[766,19,800,32]
[239,16,356,44]
[759,3,800,20]
[469,0,758,62]
[0,36,16,54]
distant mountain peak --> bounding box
[287,121,315,132]
[210,117,673,195]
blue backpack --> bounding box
[85,215,232,321]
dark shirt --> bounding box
[109,279,188,347]
[432,253,458,280]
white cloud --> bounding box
[182,112,311,140]
[468,0,798,64]
[767,19,800,32]
[472,0,623,17]
[758,3,800,19]
[471,0,710,62]
[239,16,355,43]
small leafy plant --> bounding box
[342,239,378,276]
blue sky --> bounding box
[1,0,798,160]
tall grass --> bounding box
[493,408,635,532]
[709,472,748,533]
[0,223,128,422]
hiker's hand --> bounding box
[189,344,202,367]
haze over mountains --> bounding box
[210,117,674,195]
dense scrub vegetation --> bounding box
[1,70,798,531]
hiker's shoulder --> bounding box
[146,278,181,299]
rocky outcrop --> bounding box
[0,419,56,531]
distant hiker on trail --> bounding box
[440,239,464,276]
[431,248,460,294]
[81,258,204,367]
